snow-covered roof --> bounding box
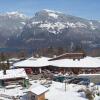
[29,84,48,95]
[0,61,13,64]
[13,57,50,68]
[13,56,100,68]
[50,56,100,68]
[9,58,20,61]
[0,85,24,97]
[49,52,85,61]
[95,57,100,59]
[0,68,28,80]
[78,74,100,76]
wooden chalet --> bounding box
[49,52,86,61]
[26,84,48,100]
[13,57,51,74]
[48,53,100,74]
[13,53,100,75]
[0,68,28,87]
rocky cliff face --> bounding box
[0,10,100,51]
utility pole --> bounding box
[64,80,68,92]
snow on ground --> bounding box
[48,13,58,19]
[89,84,100,100]
[0,85,24,100]
[39,22,66,34]
[0,97,12,100]
[0,80,100,100]
[6,11,28,19]
[30,80,100,100]
[43,9,62,14]
[76,22,87,28]
[89,21,97,30]
[0,86,23,97]
[21,22,26,25]
[79,74,100,76]
[29,80,88,100]
[32,21,42,25]
[45,81,87,100]
[94,96,100,100]
[66,22,87,28]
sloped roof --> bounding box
[50,56,100,68]
[13,57,51,67]
[0,68,28,80]
[13,56,100,68]
[49,52,85,61]
[29,84,48,95]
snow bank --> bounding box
[46,82,88,100]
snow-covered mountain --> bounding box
[26,9,100,34]
[0,11,29,46]
[0,9,100,50]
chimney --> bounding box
[3,69,6,75]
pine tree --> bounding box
[57,47,64,55]
[47,46,54,57]
[18,49,27,59]
[74,44,85,53]
[0,52,9,72]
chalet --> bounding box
[49,52,86,61]
[13,53,100,75]
[25,84,48,100]
[13,57,50,74]
[0,58,21,67]
[0,83,48,100]
[49,56,100,74]
[0,68,28,87]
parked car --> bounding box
[68,77,90,85]
[53,76,66,82]
[95,82,100,85]
[53,76,73,83]
[63,76,74,83]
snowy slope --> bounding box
[0,11,29,46]
[0,9,100,50]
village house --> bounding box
[13,57,51,74]
[13,53,100,75]
[0,68,28,87]
[25,84,49,100]
[48,52,86,61]
[48,53,100,74]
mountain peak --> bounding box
[43,9,62,14]
[0,9,100,51]
[6,11,28,19]
[39,9,63,19]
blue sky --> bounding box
[0,0,100,20]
